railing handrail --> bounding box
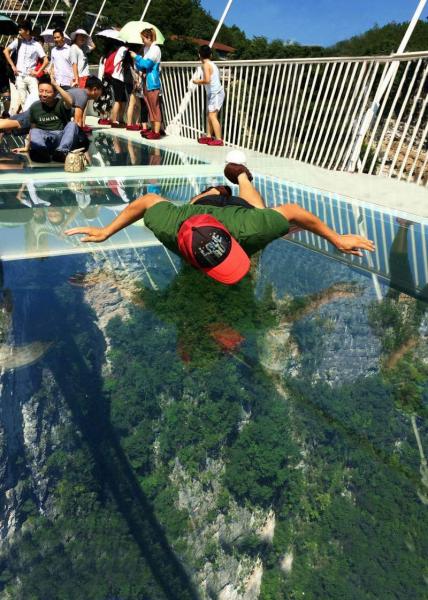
[161,50,428,68]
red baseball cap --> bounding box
[177,214,250,285]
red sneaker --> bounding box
[140,128,151,137]
[198,136,213,144]
[145,131,161,140]
[111,121,126,129]
[207,138,224,146]
[80,125,92,133]
[126,124,142,131]
[98,118,111,125]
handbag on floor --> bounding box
[64,148,88,173]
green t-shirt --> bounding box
[143,202,289,256]
[30,99,71,131]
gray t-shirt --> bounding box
[67,87,88,110]
[70,44,90,77]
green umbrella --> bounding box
[118,21,165,45]
[0,13,18,36]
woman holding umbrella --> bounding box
[70,29,96,88]
[130,28,162,140]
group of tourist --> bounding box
[0,16,226,164]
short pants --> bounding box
[207,89,225,113]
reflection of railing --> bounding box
[161,52,428,186]
[1,174,427,293]
[257,175,428,293]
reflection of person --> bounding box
[142,258,266,365]
[3,20,48,112]
[193,45,225,147]
[131,28,162,140]
[387,218,418,299]
[66,162,375,286]
[23,205,80,255]
[0,153,26,170]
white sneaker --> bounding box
[225,150,247,165]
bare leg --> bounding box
[111,101,125,123]
[118,101,126,123]
[208,110,222,140]
[127,93,137,125]
[111,101,120,123]
[237,173,265,208]
[152,120,161,134]
[206,114,213,137]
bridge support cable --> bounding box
[166,0,234,136]
[347,0,428,172]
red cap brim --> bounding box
[202,236,250,284]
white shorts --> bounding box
[207,89,225,113]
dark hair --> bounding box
[18,19,32,33]
[52,29,64,37]
[141,28,156,42]
[85,76,103,90]
[38,75,54,87]
[199,45,212,59]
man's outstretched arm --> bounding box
[65,194,165,242]
[275,204,375,257]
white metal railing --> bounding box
[161,52,428,187]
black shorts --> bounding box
[111,77,127,102]
[193,195,255,209]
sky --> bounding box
[200,0,428,47]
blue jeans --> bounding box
[30,121,80,154]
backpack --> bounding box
[104,49,118,77]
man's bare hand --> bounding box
[65,226,109,243]
[12,147,28,153]
[335,234,375,257]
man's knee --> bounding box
[64,121,79,133]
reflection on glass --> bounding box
[0,212,427,598]
[0,129,205,172]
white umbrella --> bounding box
[41,28,71,44]
[95,28,121,40]
[70,28,94,47]
[118,21,165,45]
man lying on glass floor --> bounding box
[66,152,375,286]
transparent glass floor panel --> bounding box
[0,129,205,173]
[1,174,427,298]
[0,223,427,599]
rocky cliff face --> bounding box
[0,365,71,542]
[171,458,273,600]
